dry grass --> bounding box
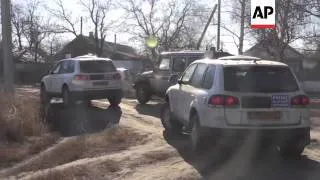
[0,134,60,169]
[82,126,147,158]
[27,166,101,180]
[0,92,60,169]
[0,92,47,142]
[128,149,176,168]
[96,159,121,173]
[6,126,147,175]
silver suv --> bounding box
[161,56,310,157]
[40,55,123,107]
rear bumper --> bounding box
[206,127,311,146]
[71,89,123,100]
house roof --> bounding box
[56,35,141,60]
[244,41,304,62]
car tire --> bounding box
[40,85,50,123]
[190,113,204,152]
[108,93,122,107]
[62,86,73,107]
[160,102,183,136]
[40,84,50,105]
[279,144,305,158]
[136,84,152,104]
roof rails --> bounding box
[75,54,98,58]
[218,55,262,62]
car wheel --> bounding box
[136,84,151,104]
[108,93,122,107]
[190,113,204,152]
[160,102,182,135]
[279,144,305,158]
[40,85,50,105]
[62,86,73,107]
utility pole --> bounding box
[196,4,217,50]
[1,0,14,93]
[114,34,117,51]
[80,16,83,35]
[217,0,221,50]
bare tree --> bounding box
[13,0,51,62]
[12,4,25,51]
[226,0,251,55]
[293,0,320,50]
[252,0,309,61]
[47,0,80,37]
[80,0,113,56]
[293,0,320,18]
[120,0,207,60]
[44,34,66,59]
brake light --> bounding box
[113,73,121,80]
[209,95,239,106]
[291,95,309,106]
[74,74,89,81]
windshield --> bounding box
[224,66,300,93]
[80,60,116,73]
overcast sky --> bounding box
[12,0,305,55]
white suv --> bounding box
[40,55,123,107]
[161,55,310,157]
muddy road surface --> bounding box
[1,87,320,180]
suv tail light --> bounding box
[291,95,309,106]
[209,95,239,107]
[74,74,90,81]
[113,73,121,80]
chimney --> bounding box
[89,32,94,39]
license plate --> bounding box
[93,81,109,86]
[271,95,290,108]
[248,112,281,121]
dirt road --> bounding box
[1,87,320,179]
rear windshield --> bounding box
[224,66,299,93]
[80,60,116,73]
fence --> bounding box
[15,63,52,84]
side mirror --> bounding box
[168,74,179,84]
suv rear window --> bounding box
[224,66,299,93]
[80,60,116,73]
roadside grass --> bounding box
[128,149,177,168]
[0,92,47,142]
[25,166,101,180]
[0,92,60,169]
[5,126,148,177]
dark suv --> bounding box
[133,51,205,104]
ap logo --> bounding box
[251,0,275,29]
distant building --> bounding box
[244,41,304,78]
[301,45,320,93]
[56,34,152,75]
[56,34,139,60]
